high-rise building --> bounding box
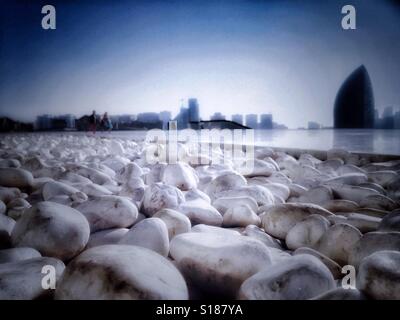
[210,112,226,121]
[159,111,171,130]
[245,114,258,129]
[259,114,273,129]
[394,110,400,129]
[334,65,375,128]
[188,98,200,122]
[174,107,189,129]
[232,114,243,125]
[382,106,394,129]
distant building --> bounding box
[174,106,189,129]
[394,111,400,129]
[119,114,136,124]
[137,112,160,123]
[308,121,321,130]
[334,65,375,128]
[210,112,226,121]
[259,114,273,129]
[188,98,200,122]
[60,114,75,129]
[36,114,53,130]
[382,106,394,129]
[232,114,243,125]
[245,114,258,129]
[159,111,172,130]
[273,122,288,130]
[0,117,33,132]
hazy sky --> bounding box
[1,0,400,128]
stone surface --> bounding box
[11,201,90,260]
[170,232,272,297]
[239,254,335,300]
[55,245,188,300]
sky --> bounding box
[1,0,400,128]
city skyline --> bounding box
[1,0,400,128]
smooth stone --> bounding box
[336,164,366,176]
[316,159,344,172]
[359,194,397,211]
[75,195,138,233]
[0,257,65,299]
[239,254,335,300]
[55,245,188,300]
[0,213,15,246]
[0,159,21,168]
[324,173,368,186]
[216,185,275,206]
[178,198,223,226]
[357,250,400,300]
[86,228,129,248]
[115,162,143,183]
[0,247,41,264]
[119,218,169,257]
[293,247,342,279]
[348,231,400,269]
[288,184,308,197]
[260,203,333,240]
[288,186,333,205]
[42,181,88,203]
[316,223,362,265]
[153,208,191,239]
[356,207,390,218]
[335,213,381,233]
[184,188,211,203]
[191,224,241,237]
[0,186,21,204]
[328,184,379,204]
[11,201,90,261]
[204,172,247,200]
[379,211,400,232]
[212,196,258,215]
[170,232,272,298]
[0,168,34,188]
[237,159,277,177]
[243,225,282,249]
[102,156,131,172]
[222,205,261,227]
[74,182,113,197]
[0,200,5,215]
[285,214,330,250]
[322,199,359,213]
[260,183,290,201]
[141,183,185,216]
[368,171,397,187]
[161,162,198,191]
[118,177,145,201]
[311,288,366,300]
[358,182,386,195]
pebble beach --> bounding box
[0,133,399,300]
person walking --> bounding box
[101,112,113,132]
[88,110,97,134]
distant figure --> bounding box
[101,112,113,132]
[88,110,97,134]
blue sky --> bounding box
[1,0,400,128]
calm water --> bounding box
[106,129,400,155]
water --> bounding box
[105,129,400,155]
